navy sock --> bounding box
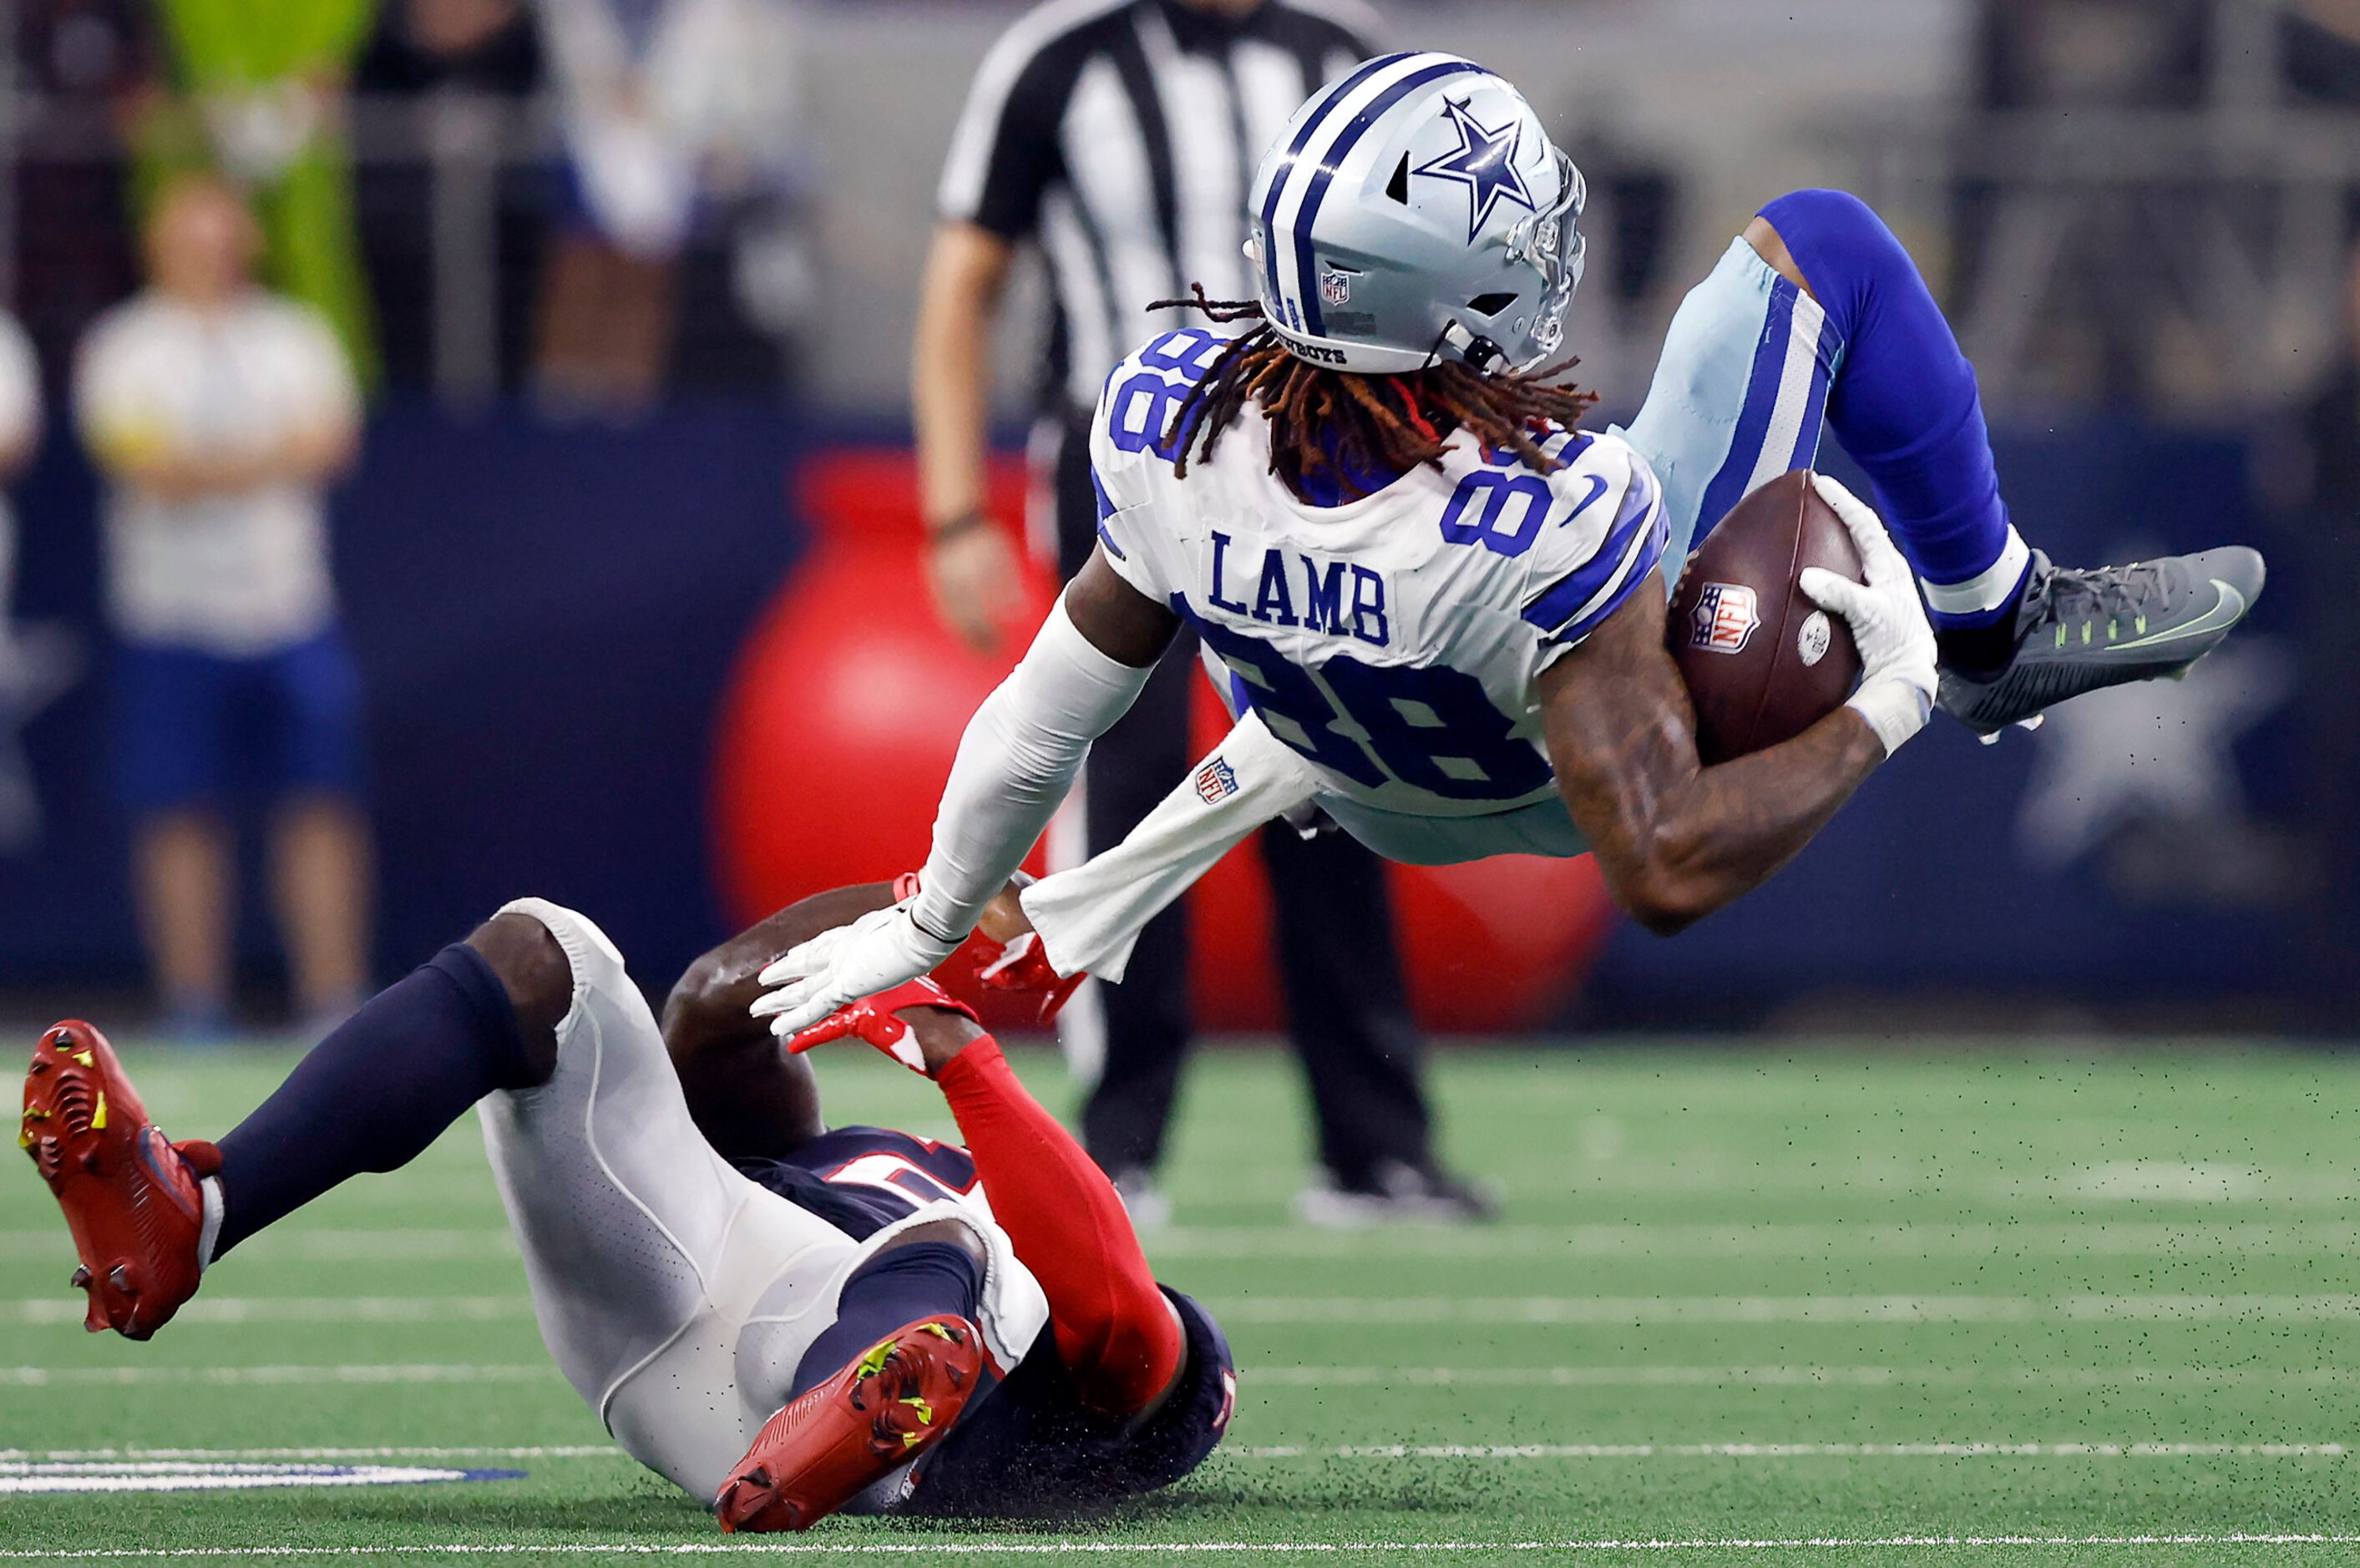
[1758,190,2024,625]
[210,944,534,1259]
[790,1242,984,1400]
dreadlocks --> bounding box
[1147,286,1599,504]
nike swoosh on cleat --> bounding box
[2110,579,2247,652]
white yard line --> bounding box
[8,1222,2353,1264]
[1213,1295,2360,1324]
[3,1535,2360,1557]
[1246,1364,2360,1388]
[0,1230,520,1261]
[1075,1168,2360,1204]
[2,1448,628,1463]
[6,1363,2347,1390]
[0,1463,509,1495]
[10,1293,2360,1327]
[8,1441,2344,1464]
[1146,1222,2360,1258]
[1237,1443,2347,1459]
[0,1365,554,1386]
[0,1297,533,1325]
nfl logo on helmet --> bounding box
[1689,582,1760,655]
[1319,270,1353,307]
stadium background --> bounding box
[0,0,2336,1036]
[3,2,2357,1560]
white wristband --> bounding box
[1847,675,1932,757]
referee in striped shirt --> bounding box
[911,0,1492,1226]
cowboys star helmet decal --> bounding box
[1414,97,1539,243]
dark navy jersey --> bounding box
[907,1286,1238,1517]
[735,1126,981,1241]
[737,1128,1238,1515]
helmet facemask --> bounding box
[1497,149,1586,371]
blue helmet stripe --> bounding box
[1289,59,1487,338]
[1256,53,1417,311]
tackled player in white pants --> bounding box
[22,879,1237,1531]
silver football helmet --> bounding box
[1245,53,1585,376]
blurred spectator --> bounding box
[133,0,383,385]
[74,175,372,1042]
[0,311,63,852]
[533,0,804,414]
[357,0,544,94]
[0,316,43,645]
[14,0,162,366]
[2284,0,2360,103]
[353,0,550,393]
[1960,0,2216,406]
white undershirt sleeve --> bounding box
[1017,711,1323,982]
[909,591,1153,942]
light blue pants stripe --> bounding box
[1617,236,1846,582]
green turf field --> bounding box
[3,1041,2356,1565]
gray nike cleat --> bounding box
[1935,546,2266,739]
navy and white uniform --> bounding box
[479,902,1049,1503]
[479,901,1233,1515]
[739,1128,1239,1515]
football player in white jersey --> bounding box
[752,53,2266,1034]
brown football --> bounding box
[1666,469,1866,764]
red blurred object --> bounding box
[712,450,1618,1033]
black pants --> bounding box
[1046,410,1435,1182]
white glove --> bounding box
[748,900,960,1039]
[1797,474,1938,756]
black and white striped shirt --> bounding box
[939,0,1383,411]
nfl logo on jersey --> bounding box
[1195,756,1239,804]
[1689,583,1760,655]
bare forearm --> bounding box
[110,423,354,502]
[276,422,358,485]
[114,450,270,502]
[1618,710,1884,932]
[661,883,902,1159]
[914,325,993,527]
[912,226,1009,529]
[1542,584,1885,935]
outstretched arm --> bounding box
[1542,480,1934,934]
[752,553,1178,1036]
[889,1006,1187,1423]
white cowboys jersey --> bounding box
[1089,325,1669,822]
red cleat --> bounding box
[19,1021,215,1340]
[712,1315,983,1533]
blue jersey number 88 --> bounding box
[1198,620,1551,802]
